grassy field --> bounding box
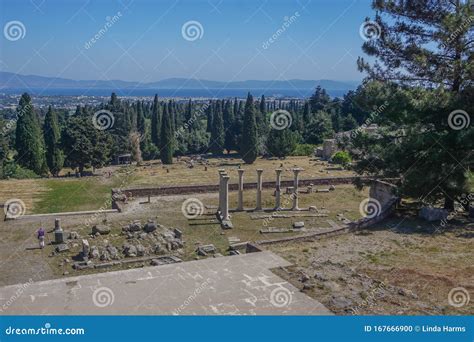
[0,156,354,215]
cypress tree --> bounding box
[160,102,174,164]
[136,100,145,136]
[223,99,235,153]
[210,101,225,155]
[151,94,161,147]
[43,106,64,176]
[240,93,258,164]
[15,93,45,174]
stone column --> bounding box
[217,169,226,212]
[222,175,230,221]
[274,169,282,210]
[54,218,61,230]
[292,168,303,210]
[256,169,263,211]
[237,169,244,211]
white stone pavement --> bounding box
[0,251,331,315]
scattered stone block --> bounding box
[309,206,318,212]
[286,187,294,194]
[55,244,69,253]
[90,246,100,259]
[329,185,336,191]
[69,231,79,239]
[196,244,216,256]
[419,207,448,222]
[316,189,330,193]
[143,220,157,233]
[123,244,137,257]
[229,250,241,256]
[136,244,146,257]
[221,219,233,229]
[228,236,241,244]
[92,224,110,235]
[106,245,119,260]
[293,221,305,229]
[173,228,183,239]
[81,239,90,260]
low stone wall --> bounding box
[113,176,375,199]
[255,180,400,246]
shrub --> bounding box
[291,144,316,156]
[331,151,352,166]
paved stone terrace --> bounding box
[0,251,331,315]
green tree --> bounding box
[355,0,474,210]
[43,106,64,176]
[240,93,258,164]
[62,114,111,175]
[266,128,297,158]
[159,102,174,164]
[303,111,334,144]
[136,100,146,136]
[309,86,330,112]
[151,94,161,147]
[15,93,45,175]
[210,101,225,155]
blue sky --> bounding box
[0,0,375,82]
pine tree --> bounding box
[240,93,258,164]
[309,86,330,112]
[160,102,174,164]
[43,106,64,176]
[15,93,45,175]
[151,94,161,147]
[355,0,474,210]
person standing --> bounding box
[37,227,45,249]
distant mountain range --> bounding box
[0,72,360,97]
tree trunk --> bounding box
[443,196,454,211]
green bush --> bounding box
[331,151,352,166]
[1,161,39,179]
[291,144,316,156]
